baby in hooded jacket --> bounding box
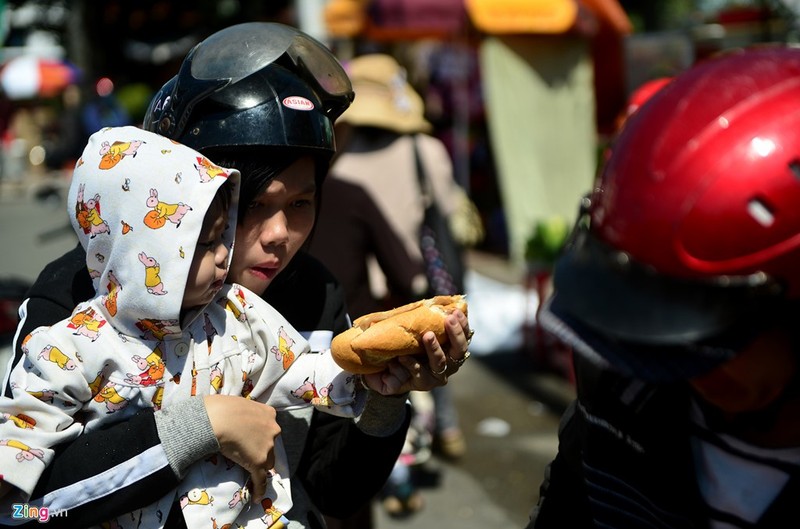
[0,126,366,528]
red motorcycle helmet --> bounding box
[542,46,800,381]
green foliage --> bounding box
[525,215,570,265]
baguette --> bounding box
[331,295,468,374]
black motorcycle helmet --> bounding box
[143,22,354,160]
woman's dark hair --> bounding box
[203,147,330,222]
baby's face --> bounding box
[183,200,229,310]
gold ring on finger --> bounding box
[448,350,470,368]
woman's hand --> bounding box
[204,394,282,502]
[363,309,472,395]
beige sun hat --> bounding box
[339,54,433,134]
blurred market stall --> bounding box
[325,0,632,269]
[0,55,80,100]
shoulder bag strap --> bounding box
[411,135,433,208]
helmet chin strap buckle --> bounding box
[158,116,173,135]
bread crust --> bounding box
[331,295,468,374]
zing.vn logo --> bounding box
[11,504,67,523]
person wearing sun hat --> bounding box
[309,53,470,519]
[337,53,433,134]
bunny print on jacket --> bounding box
[0,126,366,529]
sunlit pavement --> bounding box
[371,355,572,529]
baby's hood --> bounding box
[67,126,240,337]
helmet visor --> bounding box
[191,22,353,110]
[541,221,785,381]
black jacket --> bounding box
[530,354,799,529]
[9,244,408,529]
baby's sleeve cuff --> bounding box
[154,397,220,478]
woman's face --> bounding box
[227,157,317,293]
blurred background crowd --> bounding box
[5,1,800,262]
[1,1,799,527]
